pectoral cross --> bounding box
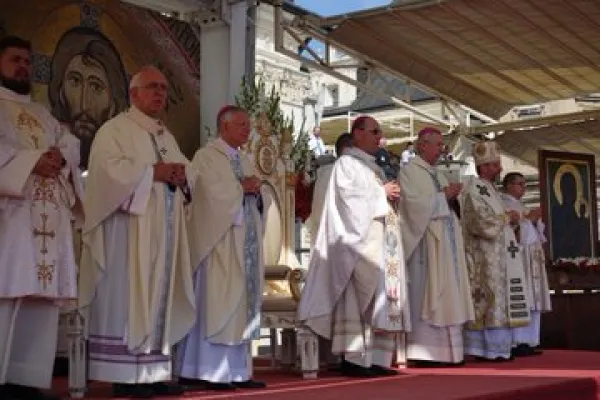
[33,213,55,255]
[160,147,167,156]
[476,184,490,197]
[507,240,519,258]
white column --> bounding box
[229,1,248,103]
[198,1,250,146]
[199,25,230,145]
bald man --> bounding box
[176,105,266,391]
[298,116,410,377]
[79,65,196,398]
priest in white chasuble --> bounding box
[0,36,82,400]
[175,105,265,391]
[79,66,196,398]
[501,172,551,356]
[298,116,410,378]
[462,141,531,362]
[398,127,474,367]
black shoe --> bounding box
[512,344,542,357]
[205,382,236,391]
[474,356,514,363]
[112,383,154,398]
[178,377,207,389]
[369,365,399,376]
[409,359,465,368]
[3,384,61,400]
[149,382,185,396]
[232,380,267,389]
[340,360,376,378]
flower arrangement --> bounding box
[235,75,312,174]
[552,257,600,272]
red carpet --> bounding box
[53,350,600,399]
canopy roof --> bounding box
[321,0,600,119]
[467,109,600,170]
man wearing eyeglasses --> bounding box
[501,172,550,357]
[298,116,410,378]
[80,65,196,398]
[398,127,474,368]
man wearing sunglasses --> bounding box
[298,116,410,378]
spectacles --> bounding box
[140,82,168,92]
[510,181,526,186]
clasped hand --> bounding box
[443,182,463,200]
[32,147,65,179]
[384,181,401,201]
[153,162,187,187]
[507,210,521,225]
[241,176,261,194]
[526,206,542,221]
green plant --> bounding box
[290,128,311,174]
[235,74,312,173]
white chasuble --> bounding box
[399,156,474,327]
[462,177,531,330]
[0,87,82,301]
[79,107,196,382]
[398,156,474,362]
[185,139,264,345]
[501,193,551,313]
[298,148,410,349]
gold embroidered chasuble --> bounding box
[0,87,82,301]
[462,177,531,330]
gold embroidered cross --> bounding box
[33,213,55,255]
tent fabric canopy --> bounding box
[493,111,600,170]
[325,0,600,119]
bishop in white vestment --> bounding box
[79,67,196,398]
[298,116,410,377]
[0,36,82,400]
[462,142,531,361]
[398,128,474,366]
[176,106,265,391]
[501,172,551,354]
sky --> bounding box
[293,0,393,17]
